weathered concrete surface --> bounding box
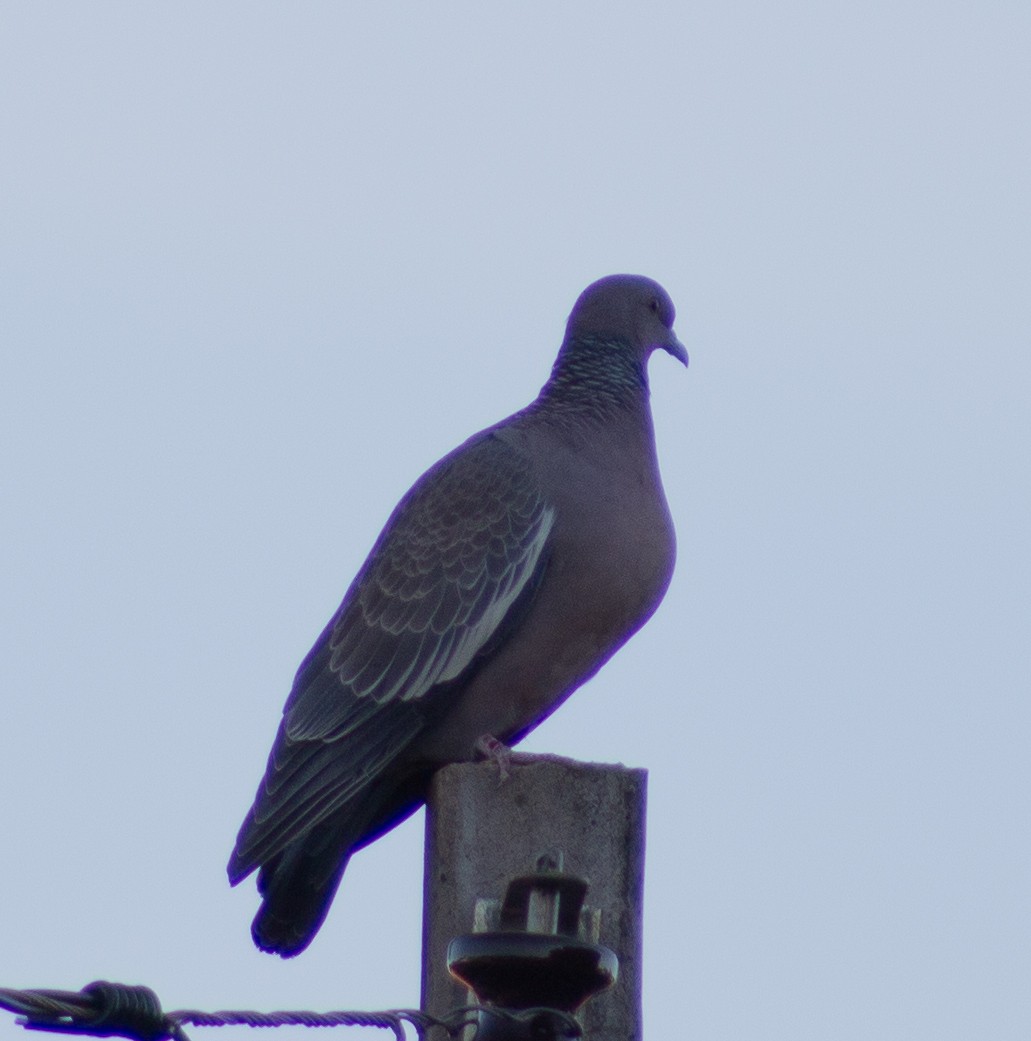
[422,758,647,1041]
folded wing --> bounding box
[228,432,555,882]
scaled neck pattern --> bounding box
[534,336,650,424]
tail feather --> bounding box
[250,825,353,958]
[230,767,432,956]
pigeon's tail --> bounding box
[231,772,431,957]
[249,825,353,958]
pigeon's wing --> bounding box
[229,432,555,881]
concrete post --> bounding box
[421,759,647,1041]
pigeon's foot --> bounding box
[474,734,514,782]
[474,735,580,783]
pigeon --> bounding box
[228,274,687,956]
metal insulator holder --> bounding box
[446,853,618,1041]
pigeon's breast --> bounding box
[543,440,678,657]
[414,421,677,761]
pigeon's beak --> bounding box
[662,333,689,368]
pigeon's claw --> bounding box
[474,733,513,782]
[474,735,582,784]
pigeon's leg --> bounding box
[474,734,578,783]
[474,734,514,781]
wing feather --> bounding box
[229,433,555,881]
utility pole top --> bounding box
[422,758,647,1041]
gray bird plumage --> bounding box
[228,274,687,955]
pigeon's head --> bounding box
[565,274,688,367]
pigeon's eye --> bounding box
[649,297,659,314]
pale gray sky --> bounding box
[2,4,1029,1040]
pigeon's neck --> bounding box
[535,336,650,418]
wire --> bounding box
[0,983,580,1041]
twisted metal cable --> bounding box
[0,983,486,1041]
